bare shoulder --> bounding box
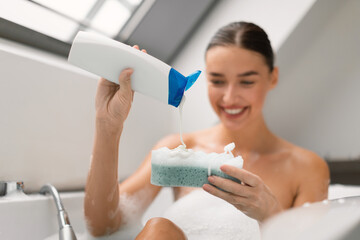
[287,142,329,176]
[280,140,330,205]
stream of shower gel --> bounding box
[179,95,186,147]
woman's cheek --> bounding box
[253,89,268,109]
[207,88,220,111]
[244,87,266,111]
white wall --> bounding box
[172,0,360,159]
[0,38,173,192]
[2,0,358,192]
[264,0,360,158]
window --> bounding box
[0,0,153,56]
[0,0,144,44]
[0,0,217,62]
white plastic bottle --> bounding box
[68,31,201,107]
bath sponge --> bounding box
[151,143,243,187]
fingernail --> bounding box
[127,70,133,77]
[203,184,210,191]
[208,176,215,183]
[220,165,227,172]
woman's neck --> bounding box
[216,115,276,156]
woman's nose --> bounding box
[223,85,239,104]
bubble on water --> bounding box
[107,182,119,202]
[163,189,260,240]
[118,188,151,226]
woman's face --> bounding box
[206,46,278,131]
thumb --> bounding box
[118,68,134,94]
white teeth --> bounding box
[224,108,244,115]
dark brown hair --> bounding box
[206,22,274,71]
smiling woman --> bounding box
[84,21,329,239]
[206,46,277,131]
[205,23,278,132]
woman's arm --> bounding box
[85,69,134,236]
[85,126,122,236]
[84,67,181,236]
[292,153,330,207]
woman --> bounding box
[84,22,329,239]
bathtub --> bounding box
[262,195,360,240]
[0,185,359,240]
[0,187,173,240]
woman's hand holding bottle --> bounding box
[94,46,146,136]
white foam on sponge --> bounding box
[151,143,243,172]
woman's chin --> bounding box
[221,119,246,132]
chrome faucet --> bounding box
[0,181,24,197]
[40,184,77,240]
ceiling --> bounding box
[0,0,218,64]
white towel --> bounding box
[163,189,261,240]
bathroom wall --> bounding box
[265,0,360,158]
[2,0,358,192]
[172,0,360,159]
[0,0,320,192]
[0,38,173,192]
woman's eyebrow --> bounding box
[237,71,259,77]
[208,71,259,77]
[208,72,224,77]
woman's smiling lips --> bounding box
[221,106,248,119]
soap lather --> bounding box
[151,143,243,187]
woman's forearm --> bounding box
[84,122,123,236]
[84,69,135,236]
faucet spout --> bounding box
[40,184,77,240]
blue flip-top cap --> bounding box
[168,68,201,107]
[185,70,201,90]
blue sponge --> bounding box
[151,143,243,187]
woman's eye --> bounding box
[210,80,225,85]
[240,80,255,85]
